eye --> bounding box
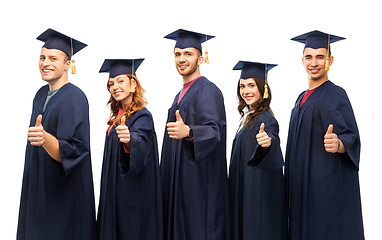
[239,85,245,89]
[40,56,45,60]
[108,82,114,86]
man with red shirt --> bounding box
[285,30,364,240]
[160,29,229,240]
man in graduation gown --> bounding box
[161,29,229,240]
[285,30,364,240]
[17,29,96,240]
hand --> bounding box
[116,116,130,144]
[167,110,190,139]
[324,124,345,153]
[27,115,45,146]
[256,122,271,148]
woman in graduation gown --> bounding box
[229,61,288,240]
[96,59,163,240]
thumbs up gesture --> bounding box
[324,124,345,153]
[116,116,130,144]
[28,114,45,146]
[167,110,190,139]
[256,123,272,148]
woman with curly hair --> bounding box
[97,59,163,240]
[229,61,287,240]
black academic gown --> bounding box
[285,80,364,240]
[229,111,287,240]
[161,77,229,240]
[97,108,163,240]
[17,83,96,240]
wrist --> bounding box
[186,126,193,138]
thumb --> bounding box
[175,110,183,122]
[121,116,126,126]
[259,123,265,133]
[326,124,333,134]
[35,114,42,127]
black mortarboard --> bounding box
[99,59,144,78]
[291,30,345,50]
[233,61,277,79]
[233,61,277,99]
[37,28,87,58]
[164,29,214,52]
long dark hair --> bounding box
[237,78,273,129]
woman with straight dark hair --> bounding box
[96,59,163,240]
[229,61,287,240]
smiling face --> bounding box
[239,78,261,108]
[302,47,333,86]
[108,74,136,108]
[174,47,203,83]
[39,47,71,87]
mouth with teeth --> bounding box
[178,65,188,70]
[42,69,53,73]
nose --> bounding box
[179,54,186,63]
[311,57,318,66]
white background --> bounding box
[1,0,381,239]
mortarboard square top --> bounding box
[233,61,277,79]
[37,28,87,58]
[291,30,345,49]
[164,29,215,52]
[99,59,145,78]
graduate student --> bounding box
[97,59,163,240]
[161,29,229,240]
[17,28,96,240]
[285,30,364,240]
[229,61,287,240]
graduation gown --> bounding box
[160,77,229,240]
[229,111,287,240]
[285,81,364,240]
[17,83,96,240]
[97,108,163,240]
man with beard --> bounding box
[285,30,364,240]
[161,29,229,240]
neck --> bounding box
[121,95,133,109]
[48,75,69,91]
[182,70,201,84]
[308,76,328,90]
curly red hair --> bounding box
[106,74,147,126]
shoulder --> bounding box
[62,83,88,101]
[195,77,223,96]
[257,111,278,125]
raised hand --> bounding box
[167,110,190,139]
[324,124,343,153]
[27,115,45,146]
[256,122,271,148]
[116,116,130,144]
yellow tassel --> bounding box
[71,59,76,74]
[204,51,210,64]
[325,57,330,71]
[130,78,136,93]
[263,84,269,99]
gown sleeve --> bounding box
[247,113,285,170]
[189,82,226,163]
[56,90,90,178]
[119,113,155,176]
[318,86,360,169]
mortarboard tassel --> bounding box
[325,57,330,71]
[204,35,210,64]
[263,64,269,99]
[130,59,136,93]
[205,51,210,64]
[325,34,331,71]
[70,38,76,74]
[71,59,76,74]
[263,84,269,99]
